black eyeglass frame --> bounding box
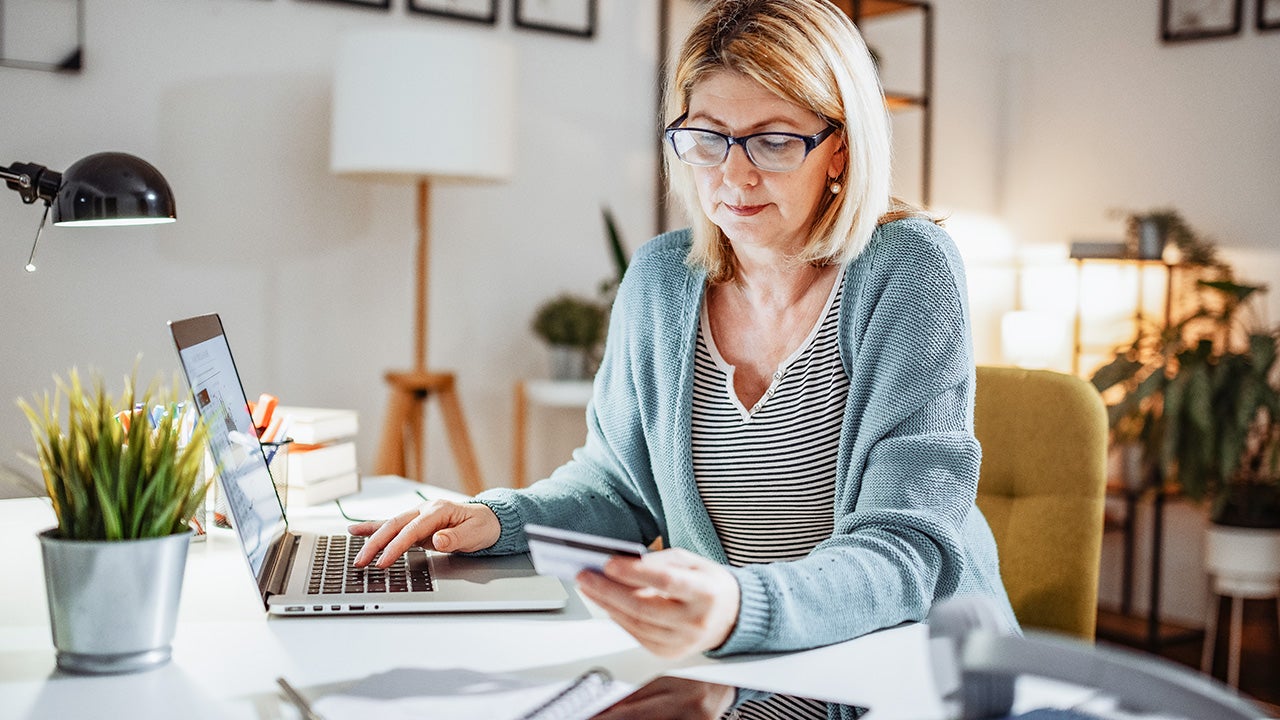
[663,112,840,172]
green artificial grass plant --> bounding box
[19,369,209,540]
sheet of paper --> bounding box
[670,623,947,720]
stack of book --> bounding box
[278,406,360,506]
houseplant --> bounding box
[531,294,608,380]
[1114,207,1223,265]
[19,369,209,674]
[1093,278,1280,634]
[530,208,629,381]
[1092,279,1280,527]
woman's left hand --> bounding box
[575,548,740,659]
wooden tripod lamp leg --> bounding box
[436,379,484,496]
[376,371,484,493]
[375,383,413,478]
[373,180,486,493]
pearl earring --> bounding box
[829,180,842,195]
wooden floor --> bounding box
[1097,600,1280,715]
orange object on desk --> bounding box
[249,393,279,437]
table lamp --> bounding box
[330,28,515,493]
[1,152,176,271]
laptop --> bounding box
[169,313,568,616]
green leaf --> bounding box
[17,368,210,541]
[1091,355,1143,393]
[602,206,628,282]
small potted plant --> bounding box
[19,369,209,674]
[530,208,629,381]
[1113,207,1222,264]
[531,294,608,380]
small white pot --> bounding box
[1204,525,1280,597]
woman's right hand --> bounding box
[348,499,501,568]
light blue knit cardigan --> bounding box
[474,217,1018,656]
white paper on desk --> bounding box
[313,667,630,720]
[316,476,468,524]
[669,623,947,720]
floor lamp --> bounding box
[330,29,515,494]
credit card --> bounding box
[525,524,648,582]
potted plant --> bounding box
[530,208,629,381]
[531,294,608,380]
[19,369,209,674]
[1113,207,1223,264]
[1092,279,1280,607]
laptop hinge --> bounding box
[259,532,301,606]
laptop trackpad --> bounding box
[430,553,539,583]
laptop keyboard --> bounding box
[307,535,433,595]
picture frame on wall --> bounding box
[0,0,83,73]
[1160,0,1242,42]
[513,0,597,39]
[1259,0,1280,31]
[301,0,391,9]
[409,0,498,24]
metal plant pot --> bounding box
[38,529,192,674]
[1136,218,1167,260]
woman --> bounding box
[352,0,1017,668]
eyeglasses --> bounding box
[664,113,838,173]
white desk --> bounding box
[0,477,945,719]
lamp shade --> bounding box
[330,29,515,182]
[52,152,176,227]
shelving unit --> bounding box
[1070,253,1204,653]
[838,0,934,205]
[1070,256,1176,377]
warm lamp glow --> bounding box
[941,211,1017,266]
[1001,310,1070,369]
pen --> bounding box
[276,676,325,720]
[264,443,280,467]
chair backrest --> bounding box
[973,365,1109,641]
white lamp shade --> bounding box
[330,28,515,182]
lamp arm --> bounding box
[1,162,62,205]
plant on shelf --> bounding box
[532,294,608,351]
[1091,279,1280,529]
[530,207,629,381]
[1110,207,1224,265]
[19,368,210,674]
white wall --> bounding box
[0,0,660,493]
[992,1,1280,627]
[4,0,1277,626]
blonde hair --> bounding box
[665,0,897,282]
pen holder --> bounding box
[262,438,293,514]
[264,438,294,509]
[209,438,294,529]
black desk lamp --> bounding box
[1,152,176,271]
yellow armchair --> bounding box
[973,366,1109,641]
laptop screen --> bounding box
[170,314,286,579]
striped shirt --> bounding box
[692,270,848,567]
[693,273,849,720]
